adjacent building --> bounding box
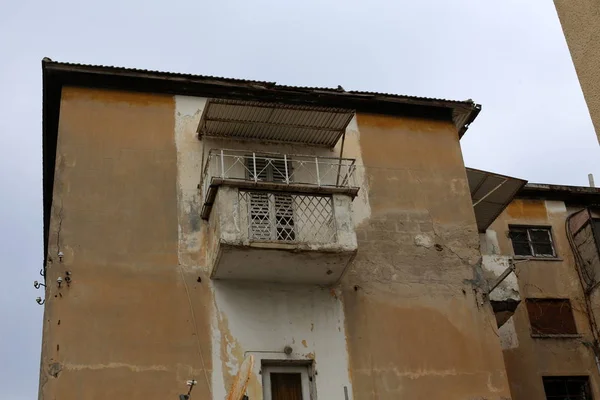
[554,0,600,144]
[482,183,600,400]
[39,59,512,399]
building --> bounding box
[481,182,600,400]
[39,59,515,399]
[554,0,600,144]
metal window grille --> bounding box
[239,191,336,243]
[509,226,556,257]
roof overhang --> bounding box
[198,99,355,147]
[518,183,600,205]
[467,168,527,232]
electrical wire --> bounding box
[178,266,212,396]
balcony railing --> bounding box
[200,149,358,218]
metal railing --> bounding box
[238,190,336,244]
[201,149,357,202]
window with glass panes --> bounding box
[509,226,556,257]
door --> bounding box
[262,365,311,400]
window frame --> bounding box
[509,225,557,258]
[262,364,312,400]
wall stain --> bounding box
[48,362,62,378]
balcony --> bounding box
[201,150,360,284]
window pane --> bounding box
[566,380,586,396]
[532,243,555,257]
[543,377,591,400]
[530,229,551,243]
[543,378,568,396]
[513,241,532,256]
[509,229,528,241]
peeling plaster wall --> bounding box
[487,199,600,400]
[211,282,352,399]
[174,96,357,399]
[480,231,520,304]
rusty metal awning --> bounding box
[467,168,527,232]
[197,99,355,147]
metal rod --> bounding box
[220,149,225,179]
[284,154,289,184]
[315,157,321,186]
[208,148,353,162]
[473,178,508,207]
[486,262,516,295]
[253,153,257,182]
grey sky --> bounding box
[0,0,598,398]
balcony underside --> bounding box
[211,243,357,284]
[491,299,521,328]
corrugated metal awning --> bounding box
[467,168,527,232]
[197,99,355,147]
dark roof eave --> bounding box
[42,59,481,135]
[517,183,600,205]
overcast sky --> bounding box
[1,0,599,398]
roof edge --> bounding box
[42,58,481,136]
[517,183,600,204]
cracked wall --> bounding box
[174,95,356,399]
[487,199,600,400]
[340,113,511,399]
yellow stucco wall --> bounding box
[342,114,511,399]
[40,87,213,399]
[554,0,600,144]
[488,199,600,400]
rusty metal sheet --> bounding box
[198,99,355,147]
[466,168,527,232]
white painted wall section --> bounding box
[211,282,353,400]
[175,95,356,400]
